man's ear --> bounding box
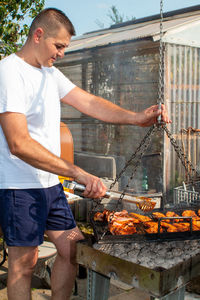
[33,28,44,43]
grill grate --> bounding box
[90,207,200,244]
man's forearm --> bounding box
[11,135,82,179]
[62,87,169,127]
[84,96,138,124]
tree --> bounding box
[0,0,45,59]
[95,5,135,29]
[107,5,135,25]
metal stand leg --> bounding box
[87,269,110,300]
[150,286,185,300]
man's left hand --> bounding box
[136,104,171,127]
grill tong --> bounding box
[63,180,156,212]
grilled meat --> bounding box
[182,210,197,217]
[166,211,183,222]
[152,212,170,222]
[160,221,178,232]
[93,208,200,236]
[129,213,151,222]
[109,220,137,235]
[182,210,200,221]
[173,222,190,232]
[94,211,105,222]
[144,221,163,234]
[192,220,200,230]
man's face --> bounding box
[36,26,71,67]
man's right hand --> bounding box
[75,171,107,199]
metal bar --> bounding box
[150,286,185,300]
[87,269,110,300]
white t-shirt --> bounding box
[0,54,76,189]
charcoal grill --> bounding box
[76,238,200,300]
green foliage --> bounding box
[0,0,45,59]
[107,5,135,25]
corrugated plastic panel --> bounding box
[66,15,199,53]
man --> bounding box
[0,8,171,300]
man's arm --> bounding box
[0,112,107,198]
[61,87,171,126]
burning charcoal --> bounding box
[132,244,142,251]
[147,262,156,269]
[127,249,140,258]
[162,259,174,269]
[155,257,165,265]
[172,248,183,257]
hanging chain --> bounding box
[111,125,156,210]
[157,0,199,182]
[157,0,165,121]
[109,126,155,191]
[163,124,200,182]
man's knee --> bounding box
[8,246,38,276]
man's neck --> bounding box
[16,44,42,69]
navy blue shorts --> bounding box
[0,183,76,247]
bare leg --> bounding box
[46,227,84,300]
[7,246,38,300]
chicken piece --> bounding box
[182,210,197,217]
[107,210,129,222]
[109,220,136,235]
[110,216,140,224]
[182,210,200,221]
[192,220,200,231]
[113,210,129,217]
[93,209,114,222]
[152,212,166,219]
[166,211,183,222]
[152,212,171,223]
[173,222,190,232]
[160,221,178,232]
[198,209,200,217]
[129,213,151,222]
[94,212,105,222]
[143,221,163,234]
[104,210,115,222]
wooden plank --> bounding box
[76,242,161,297]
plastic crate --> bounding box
[173,181,200,205]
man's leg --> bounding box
[46,227,84,300]
[7,246,38,300]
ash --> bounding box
[93,239,200,270]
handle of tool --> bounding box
[64,180,111,198]
[157,102,162,124]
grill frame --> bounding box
[90,206,200,244]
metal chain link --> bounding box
[113,126,157,210]
[163,124,200,181]
[109,126,156,192]
[157,0,165,124]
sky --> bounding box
[43,0,200,36]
